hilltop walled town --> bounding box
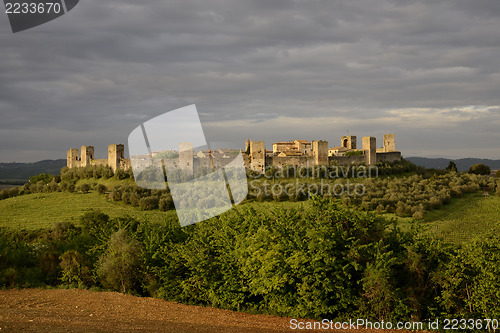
[67,134,401,174]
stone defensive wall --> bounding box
[248,134,401,173]
[67,134,401,175]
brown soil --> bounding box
[0,289,420,333]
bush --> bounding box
[78,183,91,194]
[139,196,159,210]
[79,211,111,234]
[159,194,175,211]
[29,173,53,184]
[59,250,92,286]
[129,192,140,207]
[0,187,19,201]
[97,229,143,293]
[110,187,122,201]
[437,234,500,318]
[496,170,500,178]
[114,168,129,180]
[468,163,491,175]
[66,183,76,193]
[96,184,107,194]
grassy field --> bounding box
[420,192,500,244]
[0,190,310,230]
[1,183,499,245]
[0,192,177,230]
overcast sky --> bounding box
[1,0,500,162]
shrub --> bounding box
[59,250,91,286]
[139,196,159,210]
[29,173,53,184]
[129,192,140,207]
[121,192,131,204]
[96,184,107,194]
[437,234,500,318]
[159,194,175,211]
[412,209,424,220]
[79,211,111,234]
[0,187,19,200]
[66,183,76,193]
[78,183,91,194]
[97,229,143,293]
[468,163,491,175]
[47,180,59,192]
[114,168,129,180]
[110,188,122,201]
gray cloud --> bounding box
[1,0,500,162]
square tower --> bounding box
[250,141,265,173]
[363,137,377,166]
[312,140,328,166]
[179,142,194,177]
[80,145,94,167]
[383,134,396,152]
[67,148,80,168]
[341,136,357,150]
[108,144,125,172]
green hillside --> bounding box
[0,192,176,229]
[1,188,499,245]
[421,193,500,244]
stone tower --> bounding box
[363,137,376,166]
[80,145,94,167]
[108,144,124,172]
[383,134,396,152]
[179,142,194,176]
[67,148,80,168]
[312,140,328,166]
[341,136,357,150]
[250,141,265,173]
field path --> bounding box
[0,289,421,332]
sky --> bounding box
[1,0,500,162]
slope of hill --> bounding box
[0,192,173,229]
[407,157,500,172]
[0,159,66,183]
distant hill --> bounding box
[407,157,500,172]
[0,159,66,183]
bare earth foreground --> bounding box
[0,289,422,333]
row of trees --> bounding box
[1,198,499,322]
[248,173,498,218]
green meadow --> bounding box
[0,181,499,245]
[0,192,176,229]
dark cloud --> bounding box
[1,0,500,162]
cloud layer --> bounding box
[1,0,500,161]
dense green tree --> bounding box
[446,161,457,172]
[59,250,92,286]
[97,229,143,293]
[29,173,53,184]
[468,164,491,175]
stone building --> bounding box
[272,140,311,155]
[66,144,131,172]
[247,134,401,172]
